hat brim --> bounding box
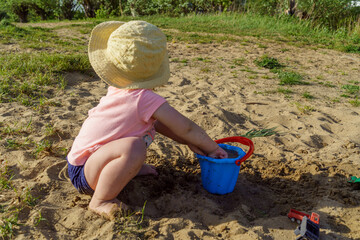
[88,21,170,89]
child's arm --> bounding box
[153,103,227,159]
[154,120,206,155]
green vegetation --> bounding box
[302,92,314,99]
[349,98,360,107]
[341,84,359,104]
[342,84,360,95]
[1,161,42,239]
[114,201,148,235]
[277,87,293,94]
[293,102,315,114]
[241,127,278,138]
[278,71,309,85]
[255,55,283,69]
[0,51,90,106]
[0,162,13,190]
[0,120,65,158]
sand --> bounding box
[1,22,359,239]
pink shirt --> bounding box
[67,87,167,166]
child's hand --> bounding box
[207,146,228,159]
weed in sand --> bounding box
[0,53,90,106]
[332,98,340,103]
[349,98,360,107]
[32,140,52,158]
[293,102,315,114]
[340,94,351,98]
[45,124,56,137]
[0,163,14,190]
[262,75,274,80]
[255,55,283,69]
[59,75,67,90]
[195,57,211,63]
[339,71,348,76]
[277,87,293,94]
[34,211,46,226]
[233,58,245,66]
[231,70,238,78]
[114,201,147,235]
[0,214,20,239]
[5,139,22,150]
[241,128,278,138]
[302,92,314,99]
[200,67,210,73]
[240,67,258,74]
[321,82,336,88]
[21,187,38,207]
[342,84,359,95]
[172,58,189,66]
[278,71,308,85]
[0,163,21,239]
[348,80,359,85]
[0,119,33,138]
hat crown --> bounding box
[106,21,166,81]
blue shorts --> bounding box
[67,160,94,195]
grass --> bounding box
[114,201,148,235]
[349,98,360,107]
[253,55,309,86]
[342,84,360,95]
[0,214,20,239]
[278,71,309,86]
[113,14,360,54]
[0,52,90,106]
[34,211,46,226]
[0,162,14,190]
[0,119,64,159]
[254,55,283,69]
[277,87,293,94]
[1,162,42,239]
[241,128,279,138]
[293,102,316,114]
[302,92,314,99]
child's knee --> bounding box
[128,137,147,161]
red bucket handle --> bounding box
[215,136,254,166]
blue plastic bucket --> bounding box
[196,137,254,195]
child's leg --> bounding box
[84,136,154,218]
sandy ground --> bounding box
[1,22,360,239]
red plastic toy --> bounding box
[288,209,320,225]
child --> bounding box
[67,20,228,219]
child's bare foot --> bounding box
[88,198,128,220]
[136,164,158,176]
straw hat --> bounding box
[88,20,170,89]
